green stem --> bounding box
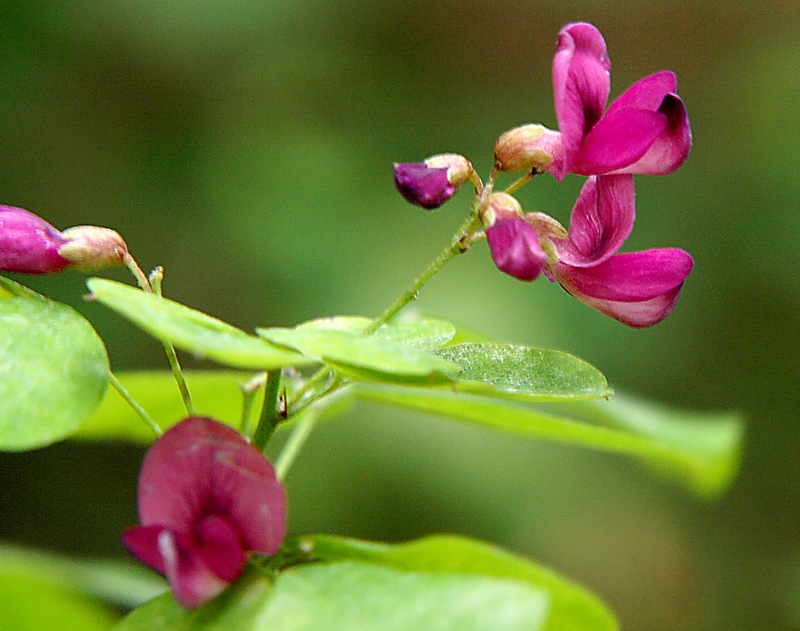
[149,267,195,416]
[240,372,267,435]
[109,372,162,436]
[283,186,492,466]
[366,207,484,333]
[252,370,283,451]
[274,414,317,481]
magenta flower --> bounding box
[394,153,473,209]
[122,417,287,609]
[540,22,692,180]
[0,205,71,273]
[543,175,693,327]
[483,193,547,282]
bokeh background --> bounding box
[1,1,798,629]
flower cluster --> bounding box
[394,22,693,328]
[123,417,287,609]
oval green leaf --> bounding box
[257,326,459,380]
[296,316,456,351]
[437,343,611,402]
[87,278,314,370]
[0,276,109,450]
[353,383,743,496]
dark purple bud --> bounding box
[0,205,71,274]
[122,417,287,609]
[394,153,472,209]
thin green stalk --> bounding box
[252,370,283,451]
[109,372,162,436]
[366,209,483,333]
[240,372,267,435]
[283,185,493,466]
[149,267,195,416]
[274,414,318,481]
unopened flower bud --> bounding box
[0,205,71,274]
[494,124,561,173]
[480,192,523,228]
[393,153,473,209]
[482,193,546,282]
[59,226,129,271]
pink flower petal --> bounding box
[194,515,248,583]
[612,94,692,175]
[572,107,667,175]
[122,525,169,575]
[554,175,636,267]
[486,217,547,281]
[550,248,694,327]
[158,529,229,609]
[137,417,286,556]
[606,71,677,114]
[552,22,611,179]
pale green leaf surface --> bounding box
[295,316,456,351]
[302,534,616,631]
[353,383,740,496]
[257,326,458,379]
[437,343,611,402]
[0,542,166,609]
[118,535,615,631]
[0,570,117,631]
[87,278,314,370]
[0,276,109,450]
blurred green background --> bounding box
[1,1,798,629]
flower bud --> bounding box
[58,226,129,271]
[0,205,71,274]
[480,191,523,228]
[393,153,473,209]
[482,193,547,282]
[494,124,561,173]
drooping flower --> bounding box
[0,204,129,274]
[482,192,547,282]
[542,175,693,327]
[122,417,287,609]
[496,22,691,180]
[394,153,473,209]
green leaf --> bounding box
[257,325,458,381]
[0,570,117,631]
[117,535,615,631]
[87,278,315,370]
[437,343,611,402]
[296,316,456,351]
[353,383,742,496]
[0,542,166,609]
[302,534,615,631]
[555,394,745,497]
[0,276,109,451]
